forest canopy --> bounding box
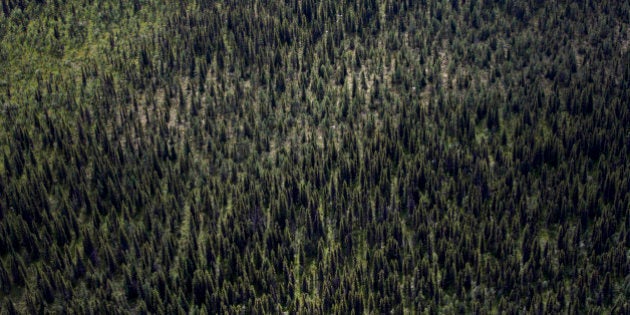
[1,0,629,313]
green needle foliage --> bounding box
[1,0,629,313]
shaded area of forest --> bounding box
[1,0,629,313]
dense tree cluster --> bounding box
[1,0,629,313]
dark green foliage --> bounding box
[0,0,629,313]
